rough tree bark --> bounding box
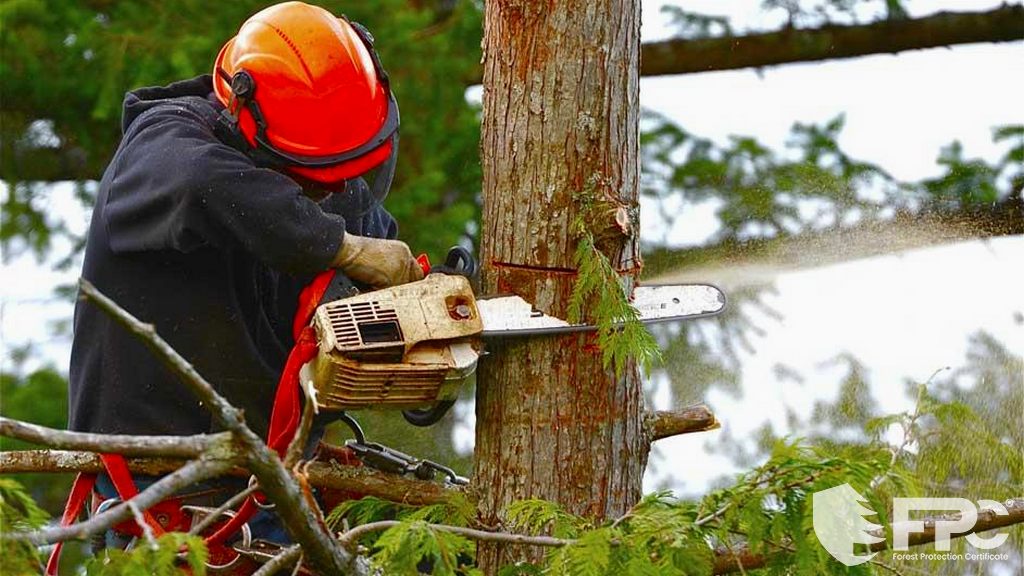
[475,0,644,571]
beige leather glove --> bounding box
[331,232,425,289]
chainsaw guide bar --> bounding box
[476,284,727,338]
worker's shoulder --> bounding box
[122,75,222,138]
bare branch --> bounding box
[126,500,160,550]
[0,458,232,546]
[338,520,571,549]
[187,483,260,538]
[252,544,303,576]
[0,449,232,477]
[880,498,1024,550]
[0,450,463,506]
[78,279,364,575]
[646,405,720,442]
[0,417,232,459]
[641,6,1024,77]
[283,396,316,469]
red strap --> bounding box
[99,454,166,536]
[292,270,336,340]
[207,270,337,547]
[46,472,97,575]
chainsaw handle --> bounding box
[402,400,456,427]
[429,246,477,279]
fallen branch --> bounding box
[646,405,720,442]
[0,450,463,506]
[0,417,232,459]
[78,279,364,575]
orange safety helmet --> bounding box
[213,1,399,198]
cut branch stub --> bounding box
[646,405,721,443]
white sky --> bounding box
[1,0,1021,498]
[637,0,1024,494]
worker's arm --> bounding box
[101,100,416,285]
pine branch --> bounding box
[0,416,233,459]
[0,449,462,506]
[646,405,720,442]
[77,279,365,576]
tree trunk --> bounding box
[475,0,644,571]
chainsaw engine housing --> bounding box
[304,274,483,411]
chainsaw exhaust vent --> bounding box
[324,301,404,362]
[305,274,484,411]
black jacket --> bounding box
[69,75,397,439]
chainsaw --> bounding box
[298,247,726,428]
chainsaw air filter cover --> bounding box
[303,274,483,411]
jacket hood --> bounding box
[121,75,217,134]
